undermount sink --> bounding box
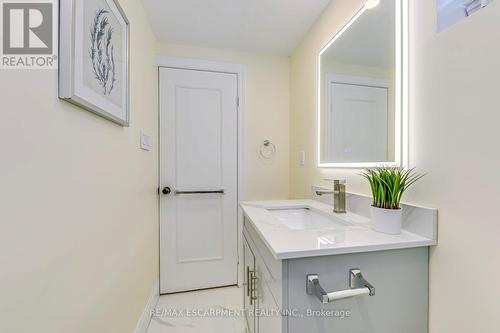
[267,208,346,230]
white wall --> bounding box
[156,43,290,201]
[290,0,500,332]
[437,0,468,32]
[0,0,159,332]
[409,1,500,331]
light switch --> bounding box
[140,131,152,151]
[299,151,305,166]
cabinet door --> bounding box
[255,274,282,333]
[243,237,256,333]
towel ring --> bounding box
[259,140,276,159]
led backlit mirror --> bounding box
[318,0,408,168]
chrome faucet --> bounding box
[315,179,347,214]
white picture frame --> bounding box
[59,0,130,126]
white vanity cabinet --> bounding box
[243,223,285,333]
[243,216,430,333]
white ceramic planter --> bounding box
[370,206,403,235]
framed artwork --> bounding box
[59,0,130,126]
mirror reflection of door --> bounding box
[318,0,401,166]
[325,75,389,163]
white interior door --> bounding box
[327,82,388,162]
[159,67,238,294]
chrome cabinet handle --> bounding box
[250,272,258,304]
[246,266,251,297]
[306,269,375,304]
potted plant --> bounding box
[361,167,424,234]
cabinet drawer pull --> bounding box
[306,269,375,304]
[246,266,252,297]
[250,272,258,304]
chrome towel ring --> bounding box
[259,140,276,159]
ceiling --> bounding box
[322,0,395,69]
[142,0,331,55]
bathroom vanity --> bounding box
[241,198,437,333]
[240,0,432,330]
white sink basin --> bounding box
[267,208,346,230]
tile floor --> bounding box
[147,287,246,333]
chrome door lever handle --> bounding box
[174,189,225,195]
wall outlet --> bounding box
[140,131,152,151]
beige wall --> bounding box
[290,0,500,332]
[157,43,290,200]
[0,0,159,332]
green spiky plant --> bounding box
[360,167,424,210]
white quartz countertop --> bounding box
[240,200,437,260]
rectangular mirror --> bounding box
[318,0,408,168]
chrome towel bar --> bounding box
[306,269,375,304]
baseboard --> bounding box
[134,280,159,333]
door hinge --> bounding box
[236,96,240,107]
